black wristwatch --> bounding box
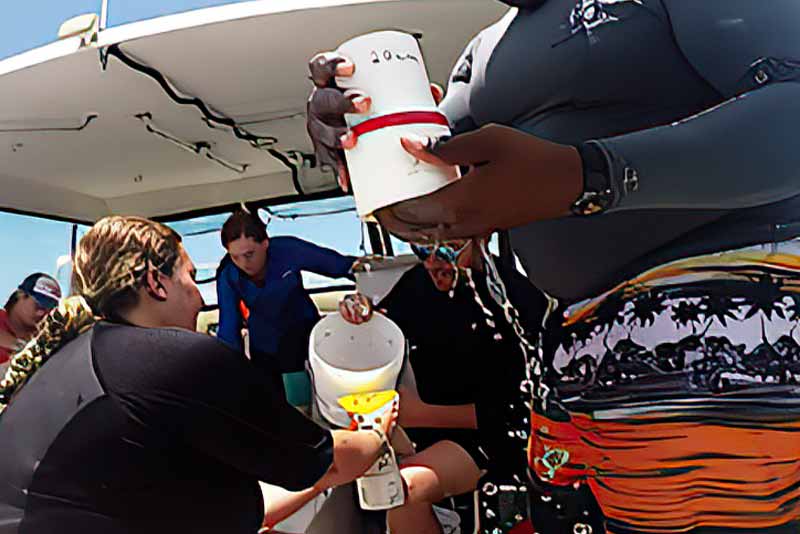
[570,142,641,216]
[570,142,616,216]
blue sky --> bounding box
[0,1,255,60]
[0,1,399,304]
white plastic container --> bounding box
[336,30,460,218]
[353,254,420,305]
[309,312,405,427]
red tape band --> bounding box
[350,111,449,140]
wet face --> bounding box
[424,255,458,292]
[12,294,50,330]
[161,247,204,331]
[227,235,269,280]
[417,240,473,292]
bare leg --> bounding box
[388,440,482,534]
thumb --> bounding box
[428,124,510,166]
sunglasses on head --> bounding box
[411,240,471,263]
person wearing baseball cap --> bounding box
[0,273,61,365]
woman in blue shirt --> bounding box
[216,211,356,374]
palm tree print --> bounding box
[699,295,743,327]
[671,301,704,330]
[627,291,667,327]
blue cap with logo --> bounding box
[18,273,62,309]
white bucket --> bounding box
[336,30,460,218]
[309,313,405,427]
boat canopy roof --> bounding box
[0,0,505,223]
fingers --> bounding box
[379,399,400,436]
[427,124,512,166]
[339,294,373,324]
[309,52,354,88]
[309,87,357,121]
[400,136,450,167]
[399,124,510,168]
[338,299,356,323]
[340,130,357,150]
[336,164,350,193]
[344,91,372,115]
[375,168,495,241]
[307,114,348,153]
[430,83,445,105]
[374,207,438,243]
[307,86,368,192]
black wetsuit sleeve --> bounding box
[594,0,800,212]
[101,328,332,490]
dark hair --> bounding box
[220,210,267,248]
[4,289,26,312]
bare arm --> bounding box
[261,484,324,530]
[312,429,384,490]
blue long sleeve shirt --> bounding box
[216,236,355,363]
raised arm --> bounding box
[289,237,355,280]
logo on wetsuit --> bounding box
[569,0,642,34]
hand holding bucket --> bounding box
[338,390,404,511]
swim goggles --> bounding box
[410,240,471,263]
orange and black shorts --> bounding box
[528,239,800,534]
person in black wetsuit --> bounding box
[0,216,393,534]
[340,239,545,534]
[307,2,800,532]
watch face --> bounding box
[581,200,605,215]
[571,190,612,216]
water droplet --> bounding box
[573,523,593,534]
[516,430,528,439]
[519,380,534,394]
[485,509,496,519]
[541,495,552,502]
[482,482,498,496]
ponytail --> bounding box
[0,216,182,414]
[0,296,97,413]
